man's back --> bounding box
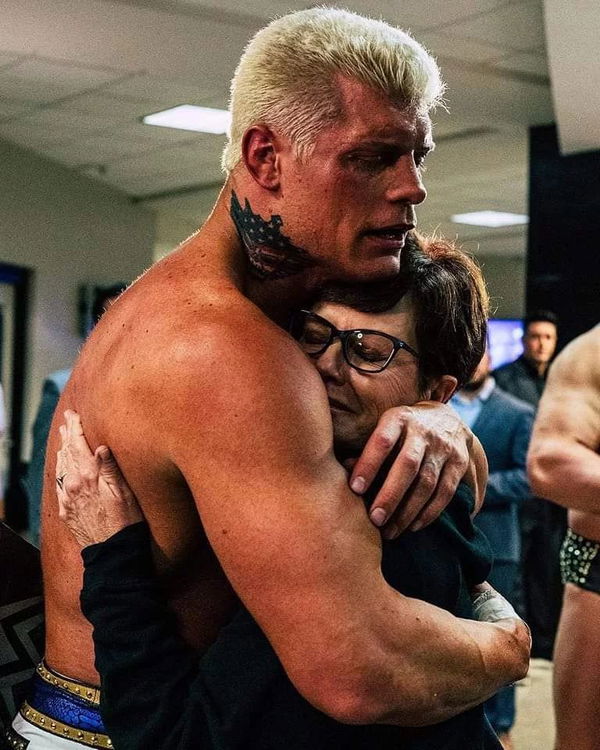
[41,233,325,683]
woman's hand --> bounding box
[56,410,143,548]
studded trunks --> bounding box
[6,662,111,749]
[560,528,600,593]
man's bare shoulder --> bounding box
[546,325,600,394]
[535,325,600,448]
[85,255,330,455]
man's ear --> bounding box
[242,125,282,190]
[428,375,458,404]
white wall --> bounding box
[0,139,155,457]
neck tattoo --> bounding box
[230,191,315,280]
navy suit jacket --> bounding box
[472,385,534,563]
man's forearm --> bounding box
[312,590,529,728]
[528,438,600,512]
[376,603,528,726]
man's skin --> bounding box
[42,77,527,726]
[528,325,600,749]
[522,320,557,377]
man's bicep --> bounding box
[164,349,385,674]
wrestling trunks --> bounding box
[6,662,110,749]
[560,528,600,593]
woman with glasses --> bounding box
[53,235,518,750]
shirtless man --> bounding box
[527,324,600,750]
[9,8,528,749]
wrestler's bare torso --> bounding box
[42,215,326,683]
[529,324,600,540]
[558,327,600,542]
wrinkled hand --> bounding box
[349,402,475,538]
[56,410,143,548]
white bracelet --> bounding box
[472,589,519,623]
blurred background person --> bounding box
[23,283,126,546]
[493,310,563,659]
[452,348,534,750]
[528,324,600,750]
[494,310,558,406]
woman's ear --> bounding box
[241,125,282,190]
[427,375,459,404]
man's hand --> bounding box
[56,410,143,548]
[349,401,485,538]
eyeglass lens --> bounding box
[298,314,395,372]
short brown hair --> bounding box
[317,232,489,390]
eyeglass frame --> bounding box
[292,309,420,374]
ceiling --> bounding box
[0,0,556,255]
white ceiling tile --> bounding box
[57,92,170,119]
[43,136,154,166]
[104,144,218,179]
[0,98,36,118]
[18,108,125,132]
[0,52,24,68]
[417,31,507,63]
[174,0,316,22]
[370,0,509,30]
[101,74,217,106]
[0,58,133,103]
[0,122,73,150]
[494,52,548,78]
[444,2,545,52]
[118,121,223,146]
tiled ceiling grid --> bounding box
[0,0,552,252]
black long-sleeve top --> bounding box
[81,483,501,749]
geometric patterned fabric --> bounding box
[0,522,44,736]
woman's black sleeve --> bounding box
[80,522,276,750]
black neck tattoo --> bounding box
[230,191,315,280]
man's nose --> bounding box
[385,154,427,205]
[314,340,346,383]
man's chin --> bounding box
[325,256,401,285]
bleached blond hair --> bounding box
[221,7,443,173]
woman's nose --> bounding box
[314,339,346,383]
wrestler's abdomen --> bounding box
[569,510,600,543]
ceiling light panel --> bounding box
[451,211,529,227]
[143,105,230,134]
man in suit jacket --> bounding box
[452,350,534,750]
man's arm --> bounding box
[485,408,533,507]
[528,328,600,511]
[154,323,527,726]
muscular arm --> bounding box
[154,323,527,726]
[528,328,600,512]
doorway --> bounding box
[0,262,31,529]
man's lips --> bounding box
[362,224,414,249]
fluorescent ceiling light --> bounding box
[451,211,529,228]
[142,105,231,134]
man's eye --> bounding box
[348,151,396,171]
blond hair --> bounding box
[221,7,443,173]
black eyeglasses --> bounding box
[291,310,419,374]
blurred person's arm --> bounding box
[528,329,600,510]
